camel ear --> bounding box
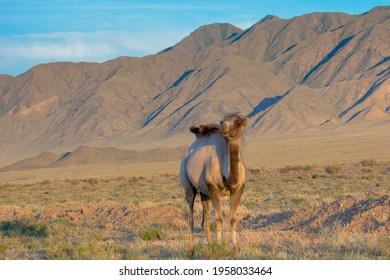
[242,118,249,126]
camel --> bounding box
[180,113,248,255]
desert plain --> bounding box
[0,123,389,260]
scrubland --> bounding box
[0,160,389,260]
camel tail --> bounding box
[180,156,191,191]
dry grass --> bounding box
[0,160,389,260]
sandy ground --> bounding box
[0,161,180,184]
[244,124,390,167]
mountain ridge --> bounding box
[0,7,389,163]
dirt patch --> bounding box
[0,206,34,220]
[5,203,185,230]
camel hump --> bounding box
[201,123,220,135]
[190,125,201,135]
[190,123,220,137]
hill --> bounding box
[0,145,186,171]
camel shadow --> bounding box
[240,211,295,230]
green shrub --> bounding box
[361,159,378,167]
[243,201,257,209]
[326,164,342,174]
[312,173,326,179]
[142,226,163,241]
[0,243,8,254]
[0,219,48,238]
[194,240,235,259]
[209,222,216,232]
[40,180,51,185]
[291,198,308,208]
[85,178,98,185]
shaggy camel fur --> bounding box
[180,113,248,255]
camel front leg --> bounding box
[209,185,223,241]
[229,184,244,250]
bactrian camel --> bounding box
[180,113,248,255]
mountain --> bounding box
[0,7,389,163]
[159,23,242,55]
[0,145,187,171]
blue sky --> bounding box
[0,0,388,76]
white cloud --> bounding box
[0,30,189,75]
[1,31,185,60]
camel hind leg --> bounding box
[180,159,198,256]
[200,193,211,242]
[183,185,197,256]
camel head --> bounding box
[220,113,248,140]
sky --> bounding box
[0,0,388,76]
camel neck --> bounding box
[228,138,241,186]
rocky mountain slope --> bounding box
[0,7,389,162]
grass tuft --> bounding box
[0,218,48,238]
[281,165,313,173]
[325,164,342,174]
[194,240,236,259]
[361,159,378,167]
[142,226,164,241]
